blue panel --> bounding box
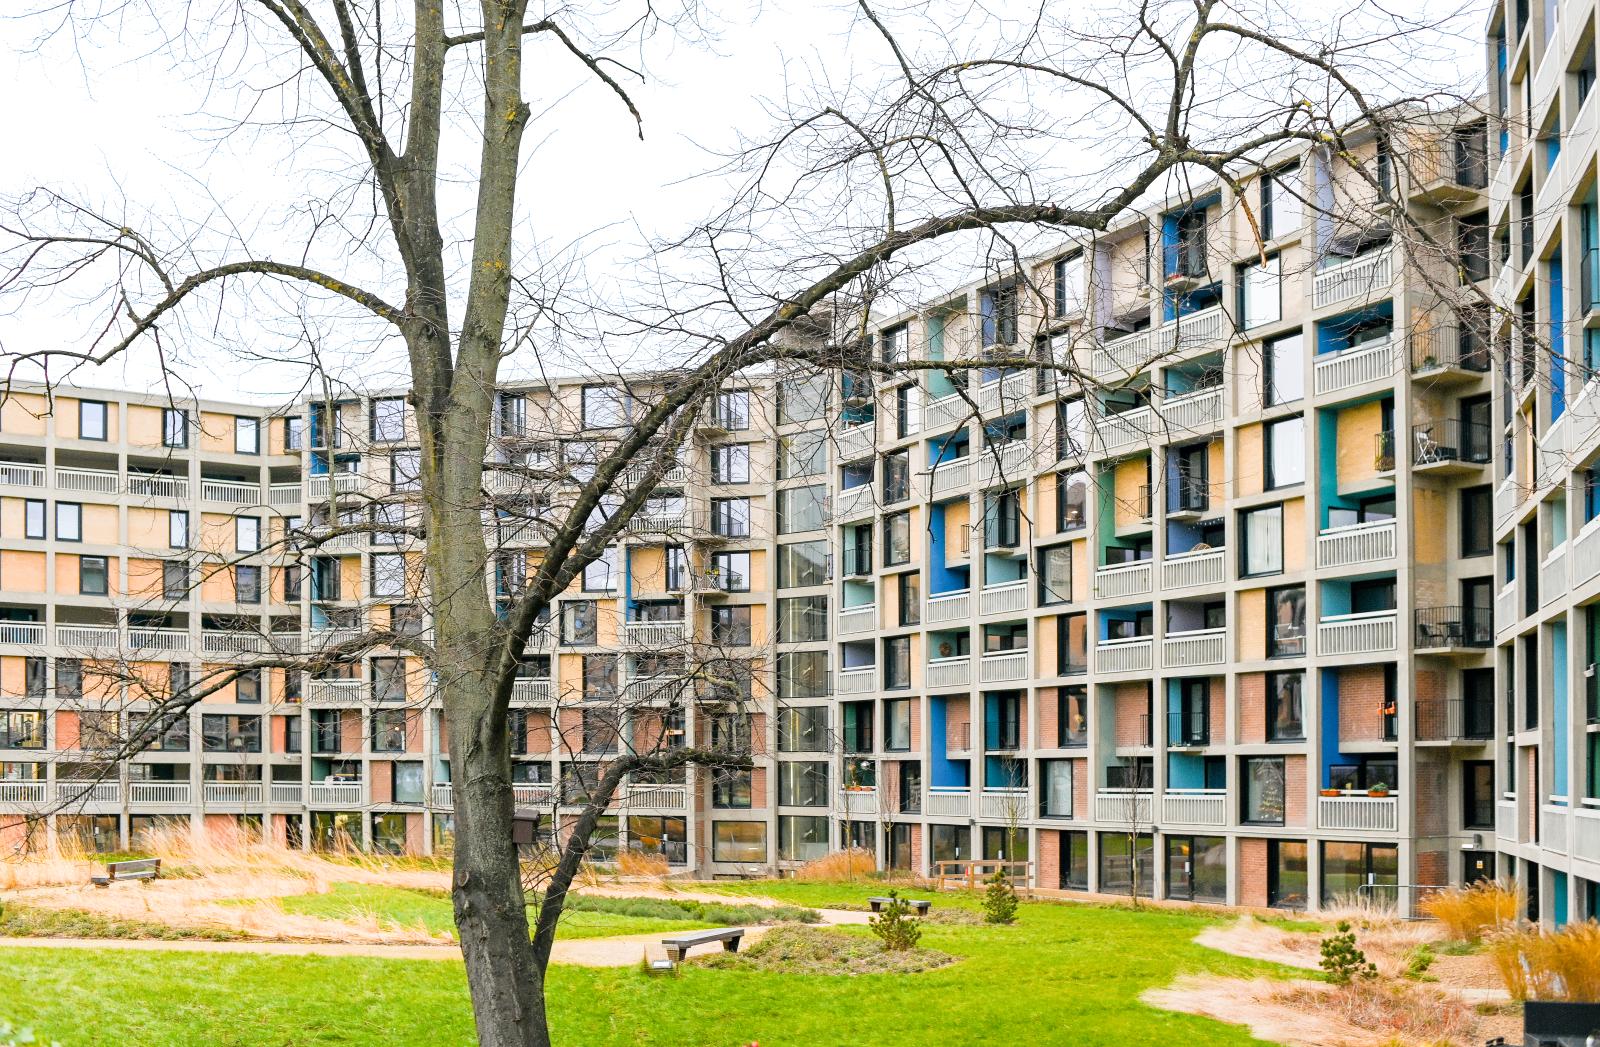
[928,505,969,595]
[1554,871,1569,926]
[1551,255,1566,421]
[927,697,969,788]
[1167,752,1205,789]
[1554,622,1569,794]
[1320,668,1341,787]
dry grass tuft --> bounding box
[1421,881,1521,942]
[694,925,955,976]
[1274,980,1475,1043]
[614,851,670,879]
[792,848,877,881]
[1487,921,1600,1002]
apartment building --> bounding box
[0,106,1523,913]
[1485,0,1600,926]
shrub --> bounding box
[1403,943,1436,980]
[695,925,955,975]
[792,848,877,881]
[1319,921,1377,985]
[1487,921,1600,1002]
[1421,881,1520,941]
[868,891,922,952]
[982,868,1017,925]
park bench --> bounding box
[660,927,744,963]
[868,896,931,916]
[90,858,161,887]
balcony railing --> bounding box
[837,666,877,694]
[923,393,967,433]
[306,679,364,705]
[978,649,1029,684]
[1413,420,1492,466]
[1161,546,1225,590]
[1312,336,1396,396]
[1317,610,1398,656]
[55,625,118,650]
[0,782,47,805]
[127,627,189,653]
[624,784,687,812]
[202,782,264,805]
[1319,792,1399,832]
[55,467,118,494]
[0,463,46,488]
[979,580,1028,616]
[978,789,1029,821]
[623,620,687,647]
[925,591,970,623]
[1167,706,1210,746]
[926,787,972,818]
[0,622,47,646]
[1312,247,1394,310]
[1094,559,1153,599]
[1414,697,1495,742]
[1409,325,1490,373]
[1095,636,1153,674]
[1413,605,1492,649]
[308,781,363,807]
[839,787,878,816]
[1161,385,1224,434]
[1162,628,1226,669]
[1316,519,1396,569]
[1161,789,1226,827]
[128,473,189,500]
[55,781,120,804]
[1095,405,1156,456]
[1094,788,1153,826]
[837,605,877,636]
[929,457,972,497]
[926,655,971,689]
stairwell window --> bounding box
[369,398,406,443]
[711,444,750,484]
[714,389,751,430]
[883,511,911,567]
[1039,545,1073,605]
[1268,586,1306,658]
[581,385,626,429]
[1264,332,1305,406]
[235,565,261,604]
[23,500,45,539]
[778,707,829,752]
[777,486,826,533]
[882,449,910,503]
[1053,252,1085,317]
[1261,163,1302,240]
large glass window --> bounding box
[882,450,910,503]
[712,821,767,863]
[1320,841,1398,908]
[1268,586,1306,657]
[1240,505,1283,576]
[201,714,261,753]
[1463,760,1495,829]
[778,707,829,751]
[709,606,751,646]
[711,444,750,484]
[1242,757,1286,824]
[1098,831,1154,897]
[777,486,827,533]
[1266,672,1304,740]
[1167,835,1228,902]
[561,601,597,645]
[1039,545,1073,604]
[778,372,829,424]
[778,815,829,861]
[777,540,829,587]
[1262,163,1302,239]
[1265,416,1304,489]
[56,502,82,542]
[714,390,751,430]
[883,698,911,749]
[884,512,911,566]
[581,385,626,428]
[778,432,826,479]
[777,651,829,699]
[1461,485,1492,556]
[370,554,406,598]
[168,510,189,549]
[235,516,260,553]
[777,596,828,642]
[24,500,45,539]
[1264,332,1304,405]
[1239,254,1281,329]
[883,637,911,690]
[1267,841,1308,910]
[1057,471,1089,531]
[79,400,109,440]
[370,397,405,442]
[1040,760,1073,817]
[162,408,189,448]
[777,762,829,806]
[78,556,108,595]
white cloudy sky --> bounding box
[0,0,1490,404]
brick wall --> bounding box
[370,761,392,803]
[557,707,584,754]
[1284,755,1306,827]
[528,711,553,753]
[1416,757,1447,836]
[1239,837,1268,907]
[339,708,361,752]
[1239,673,1265,743]
[1414,668,1446,741]
[908,700,921,750]
[1416,848,1447,889]
[751,766,768,807]
[404,813,424,855]
[1114,683,1150,747]
[947,695,970,745]
[1072,759,1088,818]
[1036,687,1059,748]
[1208,677,1226,744]
[1337,665,1387,743]
[911,824,923,871]
[1037,829,1060,889]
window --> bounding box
[370,554,406,598]
[882,449,910,503]
[980,284,1018,346]
[23,500,45,539]
[777,372,829,424]
[710,606,751,646]
[1039,545,1073,604]
[372,503,406,546]
[1266,672,1304,740]
[777,540,829,587]
[581,385,626,428]
[1,709,45,749]
[898,572,920,627]
[776,486,826,534]
[1463,760,1495,829]
[162,560,188,600]
[880,324,908,362]
[778,815,829,861]
[777,595,829,642]
[79,401,108,440]
[1262,163,1302,240]
[371,709,407,752]
[201,714,261,753]
[284,416,304,451]
[1041,760,1073,817]
[1053,251,1085,316]
[883,699,911,750]
[54,658,80,700]
[778,432,826,478]
[372,657,407,702]
[1320,841,1397,908]
[884,637,911,690]
[235,516,260,553]
[561,601,597,645]
[54,501,83,542]
[233,416,260,455]
[168,510,189,549]
[236,668,261,703]
[235,564,261,604]
[710,498,751,538]
[711,821,766,862]
[984,489,1021,549]
[1058,685,1088,745]
[777,761,829,807]
[1057,612,1088,675]
[1242,756,1286,824]
[709,551,750,592]
[162,408,189,448]
[1461,485,1492,556]
[1265,416,1305,489]
[896,385,918,439]
[883,511,911,566]
[496,392,527,436]
[582,657,618,701]
[1238,254,1281,329]
[1268,586,1306,657]
[370,398,405,442]
[1264,332,1304,406]
[714,389,751,430]
[390,450,421,491]
[1056,471,1088,531]
[1458,211,1490,283]
[711,444,750,484]
[840,459,873,491]
[778,707,829,752]
[578,547,615,593]
[778,651,829,699]
[1268,840,1309,909]
[77,555,108,595]
[1240,505,1283,576]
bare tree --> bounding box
[0,0,1487,1042]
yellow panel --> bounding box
[0,656,27,694]
[1283,498,1306,572]
[200,562,234,603]
[1335,401,1382,488]
[748,549,769,591]
[1238,588,1267,661]
[1413,488,1445,565]
[1235,423,1263,497]
[631,547,665,593]
[127,405,164,447]
[199,513,233,555]
[0,499,27,538]
[341,555,362,599]
[1,551,46,593]
[1112,459,1146,527]
[127,558,164,598]
[58,399,80,437]
[1037,615,1057,673]
[82,504,118,545]
[0,393,48,435]
[127,508,168,550]
[199,412,234,453]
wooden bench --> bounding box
[868,896,931,915]
[660,927,744,963]
[90,858,161,887]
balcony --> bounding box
[1165,476,1211,520]
[269,482,302,508]
[55,467,119,495]
[1316,519,1396,569]
[839,787,878,816]
[946,720,971,756]
[1318,792,1398,832]
[1161,547,1225,591]
[1162,628,1226,669]
[926,655,971,690]
[837,666,877,695]
[201,479,261,505]
[976,371,1033,417]
[623,620,687,647]
[1312,336,1397,397]
[978,649,1028,684]
[1541,545,1569,607]
[1161,789,1227,827]
[923,393,968,433]
[306,679,364,706]
[0,782,47,805]
[1407,134,1488,203]
[305,473,367,502]
[1092,327,1169,381]
[1161,386,1224,436]
[1409,326,1490,378]
[1094,788,1153,826]
[926,786,972,818]
[978,440,1033,488]
[127,627,190,653]
[55,781,120,804]
[1095,406,1156,457]
[0,623,46,646]
[833,483,875,522]
[308,781,363,807]
[626,510,690,535]
[1410,420,1492,474]
[1414,697,1494,743]
[624,784,687,812]
[1094,559,1153,600]
[202,782,264,805]
[55,625,118,650]
[978,789,1029,821]
[1312,247,1394,311]
[269,783,304,805]
[1413,606,1492,651]
[201,629,282,655]
[0,463,46,488]
[978,580,1028,616]
[128,473,189,500]
[929,458,971,498]
[837,604,877,636]
[925,591,970,624]
[621,460,687,489]
[1317,611,1397,656]
[1095,636,1153,674]
[624,674,692,705]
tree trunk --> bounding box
[446,676,550,1047]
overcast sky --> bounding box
[0,0,1489,405]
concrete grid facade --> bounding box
[0,29,1589,918]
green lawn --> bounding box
[277,883,715,940]
[0,884,1290,1045]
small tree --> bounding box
[868,891,922,952]
[982,867,1018,925]
[1319,921,1377,985]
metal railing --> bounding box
[1414,697,1495,741]
[1413,419,1492,465]
[1413,605,1492,648]
[1168,706,1209,747]
[1409,325,1490,372]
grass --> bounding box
[700,877,946,911]
[1421,881,1521,942]
[0,883,1294,1046]
[0,904,249,942]
[1487,920,1600,1002]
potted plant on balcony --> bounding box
[1366,782,1390,798]
[1320,786,1341,797]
